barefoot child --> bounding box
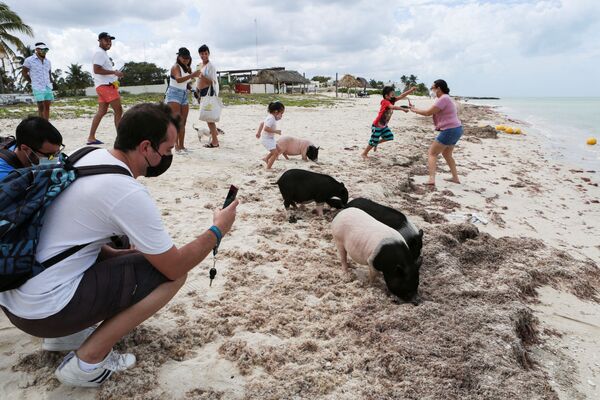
[256,101,285,169]
[361,86,416,159]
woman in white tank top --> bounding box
[166,47,201,151]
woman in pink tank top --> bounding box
[410,79,463,186]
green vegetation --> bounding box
[0,92,342,119]
[220,92,340,108]
[120,62,167,86]
[0,2,34,93]
[400,74,429,96]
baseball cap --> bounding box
[177,47,191,57]
[34,42,49,50]
[98,32,116,40]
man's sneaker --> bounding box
[42,327,96,352]
[55,350,136,387]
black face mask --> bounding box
[144,146,173,177]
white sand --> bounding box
[0,94,598,399]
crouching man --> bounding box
[0,103,238,387]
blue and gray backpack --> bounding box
[0,147,131,292]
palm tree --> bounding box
[65,63,93,95]
[12,44,33,89]
[0,2,33,93]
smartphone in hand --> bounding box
[400,105,409,109]
[223,185,238,208]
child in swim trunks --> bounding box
[256,101,285,170]
[361,86,416,159]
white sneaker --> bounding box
[55,350,136,387]
[42,327,96,352]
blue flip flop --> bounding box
[86,139,104,145]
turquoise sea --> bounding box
[467,97,600,171]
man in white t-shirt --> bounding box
[0,103,238,387]
[196,44,221,148]
[22,42,54,120]
[87,32,124,145]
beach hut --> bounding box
[338,74,362,97]
[250,69,310,94]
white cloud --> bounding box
[5,0,600,96]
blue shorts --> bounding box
[369,125,394,147]
[436,126,463,146]
[32,87,54,102]
[165,86,189,105]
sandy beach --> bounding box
[1,94,599,399]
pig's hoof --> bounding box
[288,216,298,223]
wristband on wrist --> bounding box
[208,225,223,248]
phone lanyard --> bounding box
[208,226,222,286]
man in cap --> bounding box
[87,32,124,145]
[22,42,54,120]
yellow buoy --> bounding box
[514,128,522,134]
[505,127,514,134]
[587,137,597,145]
[495,125,505,131]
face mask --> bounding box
[38,156,60,166]
[430,90,437,98]
[144,146,173,177]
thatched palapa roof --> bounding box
[338,74,361,88]
[250,69,310,85]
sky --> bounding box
[5,0,600,97]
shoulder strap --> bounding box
[0,148,25,169]
[1,136,16,149]
[66,146,132,177]
[76,165,131,177]
[66,146,102,165]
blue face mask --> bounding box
[26,150,61,166]
[37,155,60,165]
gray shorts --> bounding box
[2,253,169,338]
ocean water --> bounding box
[467,97,600,171]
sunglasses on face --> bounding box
[34,144,65,160]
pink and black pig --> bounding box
[346,197,423,262]
[277,136,319,162]
[276,169,348,222]
[331,207,421,304]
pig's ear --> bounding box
[418,229,424,238]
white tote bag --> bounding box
[199,84,223,123]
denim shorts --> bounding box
[166,86,189,105]
[436,126,463,146]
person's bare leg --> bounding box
[168,102,182,150]
[76,274,187,363]
[36,102,44,119]
[442,146,460,183]
[180,105,189,150]
[207,122,218,146]
[88,103,109,142]
[427,141,446,185]
[43,101,51,120]
[110,98,123,130]
[266,149,278,169]
[361,145,374,159]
